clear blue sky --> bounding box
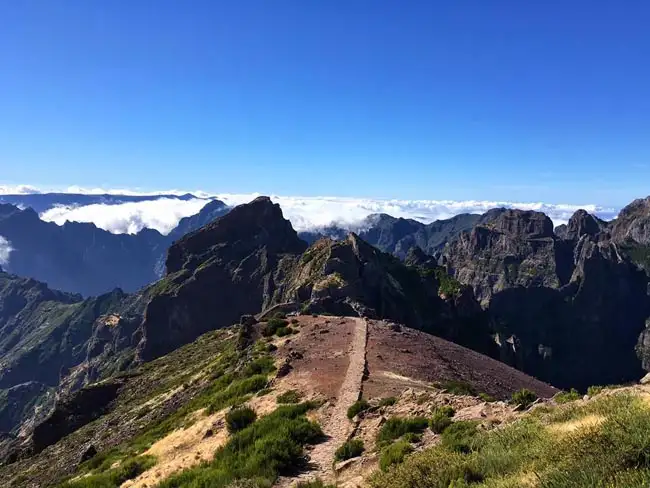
[1,1,649,205]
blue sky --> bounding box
[1,1,649,205]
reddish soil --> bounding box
[364,320,558,400]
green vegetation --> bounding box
[478,393,496,403]
[511,388,538,410]
[377,417,429,446]
[587,385,604,396]
[379,441,413,472]
[440,420,479,453]
[277,390,302,404]
[347,399,371,419]
[435,380,476,396]
[377,396,398,407]
[262,317,289,337]
[275,326,294,337]
[370,392,650,488]
[334,439,365,461]
[429,406,455,434]
[555,388,581,404]
[433,267,463,297]
[158,402,323,488]
[226,406,257,433]
[64,456,156,488]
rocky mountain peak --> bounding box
[487,209,555,239]
[165,196,306,274]
[610,196,650,245]
[565,209,605,241]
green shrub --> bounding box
[347,399,370,419]
[430,406,455,434]
[378,397,398,407]
[402,432,422,443]
[377,417,429,446]
[379,441,413,472]
[587,385,604,397]
[276,326,294,337]
[206,375,268,414]
[226,406,257,433]
[334,439,364,461]
[511,388,537,410]
[158,402,323,488]
[290,318,299,325]
[263,318,289,337]
[435,380,476,396]
[277,390,302,404]
[555,388,581,404]
[440,420,479,454]
[243,356,276,377]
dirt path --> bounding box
[285,317,368,486]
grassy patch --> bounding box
[157,402,323,488]
[369,392,650,488]
[277,390,302,404]
[262,318,289,337]
[377,417,429,446]
[478,392,496,402]
[64,455,156,488]
[334,439,364,461]
[379,441,413,472]
[347,399,370,419]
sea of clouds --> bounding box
[0,185,619,235]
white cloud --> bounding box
[0,236,13,266]
[215,193,618,231]
[3,184,618,235]
[40,198,211,235]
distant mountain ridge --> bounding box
[0,199,229,296]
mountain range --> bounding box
[1,193,650,486]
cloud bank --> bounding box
[34,191,618,235]
[215,193,618,231]
[40,198,211,234]
[0,236,13,266]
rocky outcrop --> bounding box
[29,379,124,455]
[137,197,307,361]
[444,210,566,305]
[444,207,650,389]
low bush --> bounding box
[226,406,257,433]
[430,406,455,434]
[334,439,364,461]
[377,397,397,407]
[347,399,370,419]
[478,392,496,402]
[262,318,289,337]
[277,390,302,404]
[276,326,294,337]
[440,420,479,454]
[379,441,413,472]
[377,417,429,446]
[555,388,581,404]
[511,388,538,410]
[587,385,604,397]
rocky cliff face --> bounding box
[136,196,306,361]
[444,206,650,389]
